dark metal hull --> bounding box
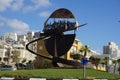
[44,34,75,57]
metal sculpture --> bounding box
[26,8,87,67]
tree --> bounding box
[117,58,120,74]
[104,57,109,72]
[95,58,101,69]
[80,45,90,58]
[112,60,117,74]
[101,61,105,67]
[22,58,27,63]
[89,56,101,69]
[11,50,20,63]
[73,53,83,61]
[89,56,95,61]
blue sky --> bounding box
[0,0,120,54]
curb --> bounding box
[0,77,110,80]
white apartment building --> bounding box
[103,42,120,59]
[27,31,35,42]
[86,50,99,58]
[4,33,18,41]
[12,43,36,63]
[18,35,27,42]
[0,48,7,62]
[0,43,36,64]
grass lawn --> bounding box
[0,68,120,79]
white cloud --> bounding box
[0,16,29,34]
[31,0,51,8]
[0,0,24,12]
[11,0,24,11]
[39,11,50,17]
[23,6,34,12]
[8,19,29,30]
[0,0,51,12]
[0,0,12,11]
[23,0,51,12]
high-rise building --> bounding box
[103,42,120,59]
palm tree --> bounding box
[80,45,90,79]
[89,56,101,69]
[117,58,120,74]
[104,57,109,72]
[112,60,117,74]
[89,56,95,64]
[80,45,90,58]
[95,58,101,69]
[73,53,83,61]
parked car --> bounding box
[0,65,17,71]
[15,63,26,69]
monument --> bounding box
[26,8,87,67]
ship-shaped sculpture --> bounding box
[26,8,87,67]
